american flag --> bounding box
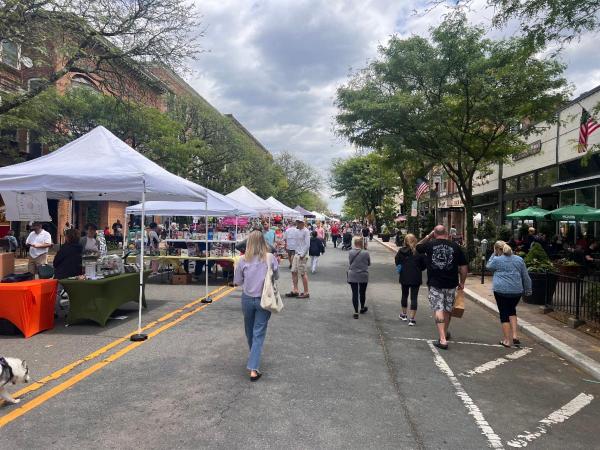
[415,178,429,200]
[578,108,600,153]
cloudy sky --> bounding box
[187,0,600,212]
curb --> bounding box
[373,238,600,381]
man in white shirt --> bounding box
[25,222,53,275]
[284,223,298,269]
[286,219,311,298]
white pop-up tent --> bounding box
[264,196,302,219]
[126,188,257,300]
[227,186,279,215]
[0,126,207,341]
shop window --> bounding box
[505,177,518,194]
[559,153,600,182]
[537,166,556,188]
[520,172,535,191]
[560,190,575,207]
[576,187,596,207]
[0,40,20,69]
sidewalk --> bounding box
[374,236,600,380]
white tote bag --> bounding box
[260,253,284,313]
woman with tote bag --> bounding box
[234,230,279,381]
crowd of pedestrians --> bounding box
[234,218,534,381]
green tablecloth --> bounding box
[60,272,149,326]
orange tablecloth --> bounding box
[0,279,58,338]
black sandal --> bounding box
[353,313,359,319]
[360,307,368,314]
[513,339,521,348]
[433,340,448,350]
[285,292,299,297]
[250,372,262,382]
[499,341,511,348]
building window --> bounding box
[69,75,99,92]
[520,172,535,192]
[505,177,518,194]
[558,153,600,182]
[560,190,575,207]
[0,40,20,69]
[537,166,556,188]
[576,187,596,207]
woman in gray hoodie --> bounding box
[348,236,371,319]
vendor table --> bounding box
[60,272,149,326]
[0,279,58,338]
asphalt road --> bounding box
[1,241,599,449]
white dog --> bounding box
[0,357,30,404]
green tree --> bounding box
[274,151,323,207]
[335,14,568,256]
[489,0,600,47]
[330,153,397,226]
[0,0,202,114]
[0,88,286,198]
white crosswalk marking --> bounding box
[460,348,532,378]
[428,341,505,449]
[506,393,594,448]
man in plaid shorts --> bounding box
[417,225,468,350]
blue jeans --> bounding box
[241,293,271,371]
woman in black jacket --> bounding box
[53,229,83,279]
[394,233,425,326]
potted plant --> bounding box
[523,242,556,305]
[555,258,582,281]
[380,224,392,242]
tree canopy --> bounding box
[0,0,202,114]
[335,13,569,255]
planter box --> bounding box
[556,264,583,282]
[523,272,557,305]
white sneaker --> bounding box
[399,313,408,321]
[408,319,416,326]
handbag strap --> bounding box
[349,250,361,269]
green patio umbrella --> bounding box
[547,204,600,221]
[506,206,550,220]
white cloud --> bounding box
[186,0,600,213]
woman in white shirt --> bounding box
[80,224,99,254]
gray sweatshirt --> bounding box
[347,249,370,283]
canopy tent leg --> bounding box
[131,187,148,342]
[234,216,238,256]
[121,211,128,258]
[201,197,212,304]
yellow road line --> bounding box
[0,286,236,428]
[11,285,229,400]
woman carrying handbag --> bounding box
[234,230,280,381]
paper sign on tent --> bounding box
[1,191,51,222]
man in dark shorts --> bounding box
[417,225,468,350]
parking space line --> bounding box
[0,286,236,428]
[460,348,532,378]
[506,393,594,448]
[8,285,228,401]
[397,336,529,349]
[427,341,505,449]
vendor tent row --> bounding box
[0,126,326,338]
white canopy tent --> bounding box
[264,196,303,219]
[226,186,280,215]
[126,188,257,300]
[0,126,207,341]
[311,211,328,221]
